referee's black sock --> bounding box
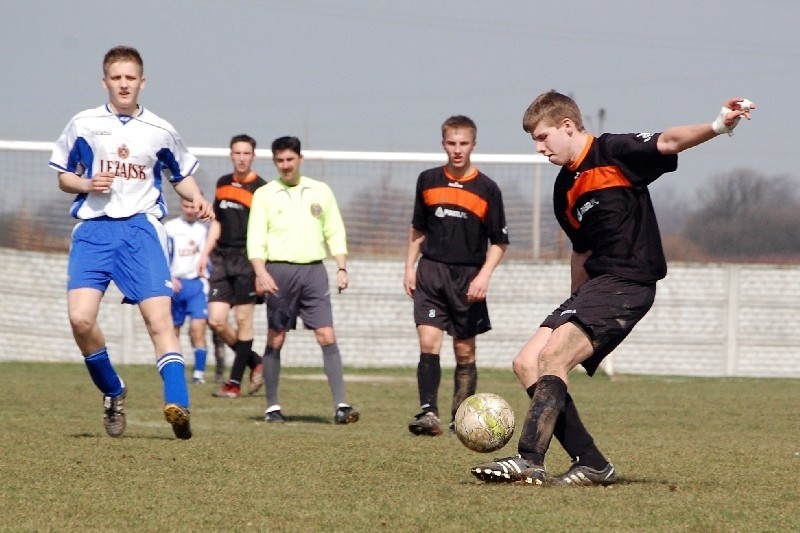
[417,353,441,415]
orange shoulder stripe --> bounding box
[216,184,255,208]
[565,166,632,228]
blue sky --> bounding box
[1,0,796,197]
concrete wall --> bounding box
[1,249,798,378]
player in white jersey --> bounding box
[165,199,211,385]
[49,46,214,440]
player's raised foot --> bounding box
[192,375,205,385]
[212,382,240,398]
[247,362,264,395]
[551,462,618,487]
[264,409,286,423]
[334,405,360,425]
[163,403,192,440]
[408,411,443,436]
[471,454,547,485]
[103,387,127,438]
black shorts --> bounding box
[265,262,332,331]
[413,257,491,339]
[208,247,260,306]
[541,274,656,376]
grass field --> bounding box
[1,361,798,531]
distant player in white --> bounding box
[49,46,214,440]
[165,199,211,384]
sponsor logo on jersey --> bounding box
[178,240,201,256]
[99,159,146,180]
[434,206,467,219]
[576,198,599,222]
[310,203,322,218]
[560,309,577,316]
[636,132,654,142]
[447,181,464,188]
[92,130,112,136]
[219,200,245,210]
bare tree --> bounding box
[683,169,800,260]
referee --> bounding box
[247,136,359,425]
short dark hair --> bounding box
[103,46,143,75]
[230,134,256,150]
[271,136,302,156]
[441,115,477,140]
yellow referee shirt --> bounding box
[247,176,347,263]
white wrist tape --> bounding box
[711,106,739,136]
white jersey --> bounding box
[165,216,209,280]
[49,104,199,220]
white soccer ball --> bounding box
[454,392,515,453]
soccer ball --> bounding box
[454,392,515,453]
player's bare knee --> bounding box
[68,314,94,337]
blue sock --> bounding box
[194,347,207,373]
[84,348,124,396]
[156,352,190,408]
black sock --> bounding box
[526,381,607,470]
[417,353,441,415]
[451,362,477,420]
[229,340,253,384]
[518,375,568,466]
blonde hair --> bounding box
[441,115,477,140]
[103,46,143,75]
[522,90,584,133]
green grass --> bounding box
[1,362,798,532]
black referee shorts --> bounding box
[413,257,492,340]
[541,274,656,376]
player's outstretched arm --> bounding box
[657,98,755,155]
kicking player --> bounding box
[403,115,509,436]
[165,198,211,384]
[471,92,755,486]
[50,45,213,439]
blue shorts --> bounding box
[68,214,173,304]
[171,277,209,326]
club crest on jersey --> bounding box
[310,203,322,218]
[117,144,130,159]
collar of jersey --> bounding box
[233,171,259,184]
[105,103,143,123]
[567,135,595,172]
[443,166,478,182]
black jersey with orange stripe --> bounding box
[412,165,509,266]
[213,172,267,248]
[553,132,678,283]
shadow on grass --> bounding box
[247,414,331,424]
[69,433,175,441]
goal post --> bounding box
[0,140,559,260]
